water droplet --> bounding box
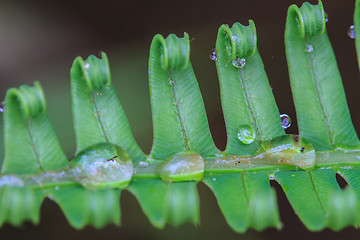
[325,12,329,23]
[138,161,149,168]
[55,186,59,190]
[84,63,90,69]
[156,151,204,182]
[232,57,246,69]
[356,155,360,160]
[348,25,355,39]
[70,143,133,189]
[269,174,275,180]
[212,178,217,181]
[0,101,5,113]
[169,80,174,85]
[280,114,291,129]
[209,48,217,61]
[237,125,256,144]
[96,92,102,96]
[305,44,313,53]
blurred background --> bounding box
[1,0,360,239]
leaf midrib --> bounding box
[168,69,190,150]
[308,171,326,212]
[238,69,261,140]
[92,93,109,143]
[305,37,335,148]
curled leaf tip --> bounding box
[73,52,111,92]
[288,0,326,38]
[152,33,190,70]
[6,81,46,120]
[218,20,257,61]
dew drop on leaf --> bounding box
[209,48,217,61]
[232,57,246,69]
[348,25,355,39]
[0,101,5,113]
[237,125,256,144]
[84,63,90,69]
[280,114,291,129]
[212,178,217,181]
[138,161,149,168]
[305,44,313,53]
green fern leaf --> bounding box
[1,0,360,233]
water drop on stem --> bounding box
[138,161,149,168]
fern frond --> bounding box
[1,0,360,233]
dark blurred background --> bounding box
[1,0,360,239]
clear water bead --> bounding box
[280,114,291,129]
[157,151,204,182]
[232,57,246,69]
[325,12,329,23]
[348,25,355,39]
[305,44,313,53]
[0,101,4,113]
[209,48,217,61]
[237,125,256,144]
[84,63,90,69]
